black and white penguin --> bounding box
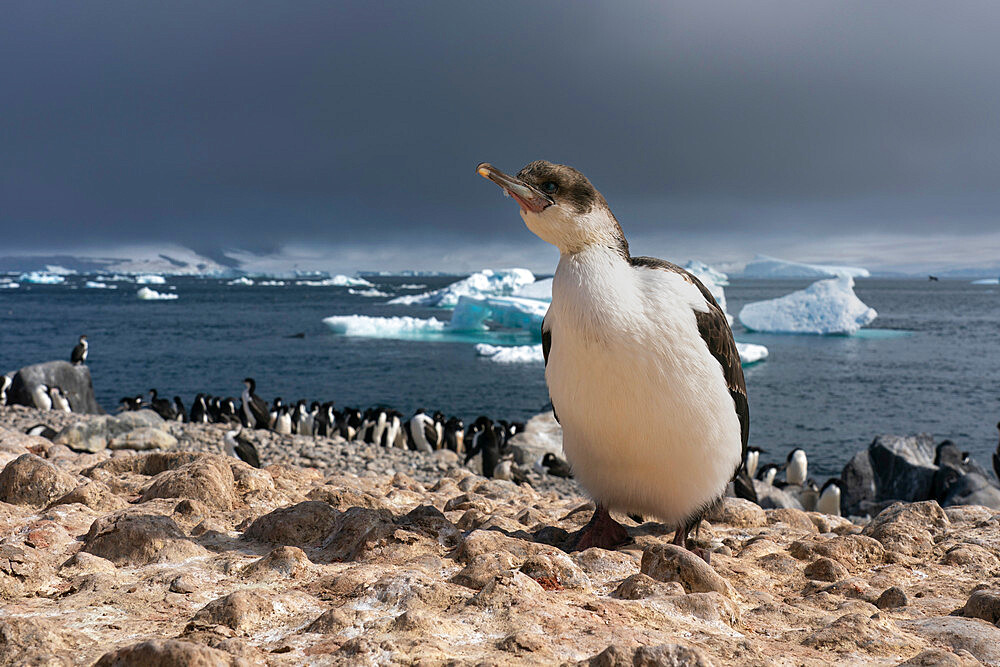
[70,335,88,365]
[222,397,241,425]
[32,383,53,410]
[433,411,446,449]
[313,402,335,437]
[241,378,271,430]
[757,463,781,487]
[147,389,176,420]
[493,454,529,485]
[817,478,844,516]
[224,429,262,468]
[269,398,284,428]
[25,423,58,440]
[0,375,11,405]
[443,417,465,454]
[274,406,293,435]
[745,447,765,479]
[172,396,187,422]
[338,408,362,441]
[49,386,71,412]
[464,416,500,478]
[994,422,1000,483]
[538,452,573,478]
[406,409,437,453]
[189,394,209,424]
[785,448,808,486]
[479,161,750,554]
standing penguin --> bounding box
[32,384,53,410]
[0,375,11,405]
[479,161,749,554]
[71,335,88,364]
[49,387,71,412]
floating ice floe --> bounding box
[135,274,166,284]
[84,281,116,289]
[450,295,549,332]
[227,277,254,286]
[475,344,545,363]
[296,275,373,287]
[513,278,553,301]
[399,283,427,289]
[739,276,877,335]
[683,260,729,286]
[0,281,19,289]
[741,255,870,279]
[971,278,999,285]
[18,272,65,284]
[137,287,178,301]
[258,280,286,286]
[736,342,769,364]
[323,315,447,337]
[388,268,535,307]
[348,288,390,297]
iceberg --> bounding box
[137,287,178,301]
[388,268,535,307]
[739,276,877,335]
[84,281,116,289]
[135,274,166,284]
[736,342,769,364]
[475,344,545,364]
[513,278,553,301]
[18,272,65,284]
[741,255,870,279]
[227,277,254,286]
[449,295,549,332]
[971,278,999,285]
[399,283,427,289]
[296,275,373,287]
[683,260,729,286]
[322,315,447,338]
[0,281,19,289]
[348,288,390,297]
[258,280,287,286]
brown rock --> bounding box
[613,573,685,599]
[942,543,1000,571]
[242,501,338,546]
[0,543,52,598]
[902,617,1000,666]
[956,589,1000,625]
[241,546,311,580]
[83,511,209,565]
[804,557,850,582]
[108,426,177,451]
[897,648,982,666]
[766,507,818,532]
[665,592,742,627]
[141,458,236,510]
[789,534,885,570]
[519,551,590,590]
[0,616,73,666]
[187,589,278,635]
[573,548,640,582]
[804,612,916,654]
[706,497,767,528]
[306,608,356,634]
[876,585,909,609]
[170,575,198,594]
[862,501,949,557]
[320,506,396,561]
[0,453,77,508]
[47,479,128,512]
[94,638,239,666]
[469,571,544,608]
[640,544,733,596]
[451,552,518,590]
[583,643,715,666]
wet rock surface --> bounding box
[2,404,1000,665]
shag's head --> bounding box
[477,160,626,256]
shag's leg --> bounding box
[673,518,711,564]
[574,504,630,551]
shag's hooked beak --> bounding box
[477,162,553,214]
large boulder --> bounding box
[0,453,78,508]
[8,360,103,414]
[937,471,1000,509]
[54,410,164,453]
[869,434,937,502]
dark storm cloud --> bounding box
[2,1,999,265]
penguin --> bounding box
[306,402,321,436]
[464,416,500,478]
[274,406,293,435]
[49,386,71,412]
[224,429,262,468]
[745,446,765,479]
[479,160,749,554]
[241,378,271,430]
[269,398,284,428]
[172,396,187,422]
[313,402,334,437]
[538,452,573,478]
[32,383,53,410]
[70,335,88,365]
[291,400,311,435]
[189,394,209,424]
[25,423,58,440]
[785,448,808,486]
[147,389,176,420]
[993,422,1000,484]
[798,479,820,512]
[339,408,362,441]
[757,463,781,487]
[370,408,389,446]
[433,411,446,449]
[222,397,241,425]
[0,375,11,405]
[406,409,437,453]
[443,417,465,454]
[817,478,844,516]
[493,454,529,485]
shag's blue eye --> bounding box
[541,181,558,194]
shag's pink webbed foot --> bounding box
[574,505,630,551]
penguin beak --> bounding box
[477,163,553,214]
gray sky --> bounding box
[3,2,999,273]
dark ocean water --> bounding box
[2,274,998,480]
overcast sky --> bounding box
[2,2,999,273]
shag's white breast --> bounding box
[546,248,742,524]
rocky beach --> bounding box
[0,400,999,666]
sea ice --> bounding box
[227,277,254,286]
[971,278,999,285]
[135,274,167,284]
[296,275,373,287]
[348,288,390,297]
[475,344,545,363]
[388,268,536,307]
[137,287,178,300]
[257,280,287,286]
[0,281,19,289]
[322,315,447,337]
[18,272,65,284]
[84,281,116,289]
[449,295,549,332]
[741,255,870,279]
[513,278,553,301]
[399,283,427,289]
[736,342,769,364]
[738,276,877,335]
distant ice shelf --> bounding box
[741,255,870,279]
[739,276,877,335]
